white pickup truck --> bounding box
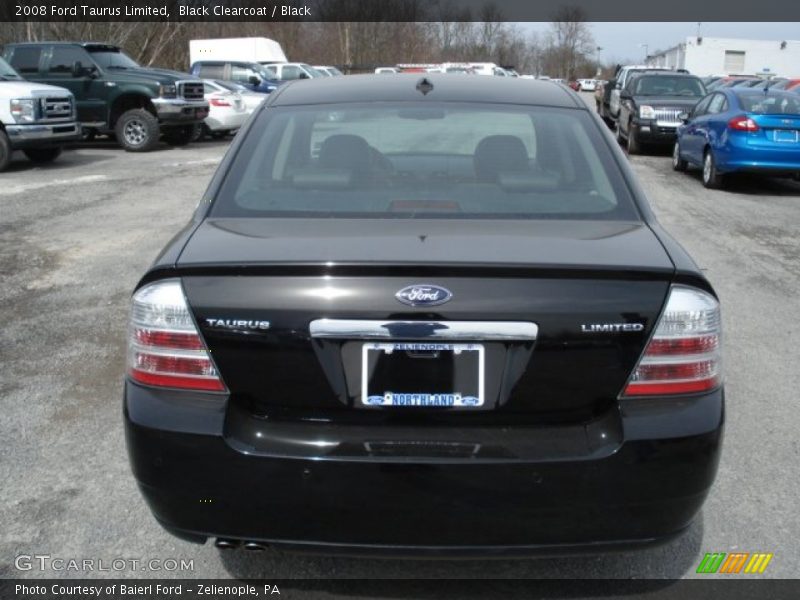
[0,56,80,172]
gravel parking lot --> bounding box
[1,92,799,584]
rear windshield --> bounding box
[736,93,800,114]
[211,103,638,220]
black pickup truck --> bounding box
[3,42,209,151]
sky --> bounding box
[521,22,800,64]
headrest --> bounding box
[474,135,529,182]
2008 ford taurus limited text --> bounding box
[124,74,724,556]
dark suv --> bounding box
[615,72,707,154]
[3,42,209,151]
[190,61,281,94]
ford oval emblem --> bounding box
[395,284,453,307]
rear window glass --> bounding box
[631,76,705,97]
[736,93,800,114]
[7,46,42,74]
[198,64,225,79]
[211,103,638,220]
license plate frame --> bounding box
[360,342,485,408]
[774,129,799,143]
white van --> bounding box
[189,38,287,65]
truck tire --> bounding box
[163,125,196,147]
[0,130,11,172]
[116,109,160,152]
[23,147,62,164]
[615,119,625,144]
[626,122,641,155]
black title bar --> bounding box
[2,0,800,22]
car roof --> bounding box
[6,41,119,49]
[269,74,582,108]
[630,71,700,79]
[731,88,798,98]
[194,60,260,66]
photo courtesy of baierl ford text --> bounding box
[1,0,799,598]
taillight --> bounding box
[728,115,760,131]
[127,279,226,392]
[622,286,721,397]
[209,97,231,107]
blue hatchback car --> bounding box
[673,88,800,188]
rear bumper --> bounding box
[717,158,800,175]
[717,139,800,174]
[205,110,248,132]
[124,381,724,556]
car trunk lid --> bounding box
[747,113,800,146]
[177,218,674,420]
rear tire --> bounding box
[672,142,688,171]
[702,149,725,189]
[162,125,196,147]
[0,130,11,172]
[116,109,160,152]
[24,147,63,164]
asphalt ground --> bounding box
[1,93,798,585]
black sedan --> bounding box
[125,74,723,556]
[616,73,707,154]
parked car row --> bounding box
[568,78,601,92]
[2,42,209,157]
[375,63,520,76]
[704,75,800,92]
[593,67,800,188]
[1,36,344,170]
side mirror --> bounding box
[248,75,261,85]
[298,72,310,80]
[678,112,690,123]
[620,91,632,100]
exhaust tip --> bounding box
[243,541,267,552]
[214,538,240,550]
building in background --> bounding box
[647,37,800,77]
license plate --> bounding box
[361,342,484,407]
[775,129,799,143]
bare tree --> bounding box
[548,6,594,79]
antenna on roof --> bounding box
[416,77,434,95]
